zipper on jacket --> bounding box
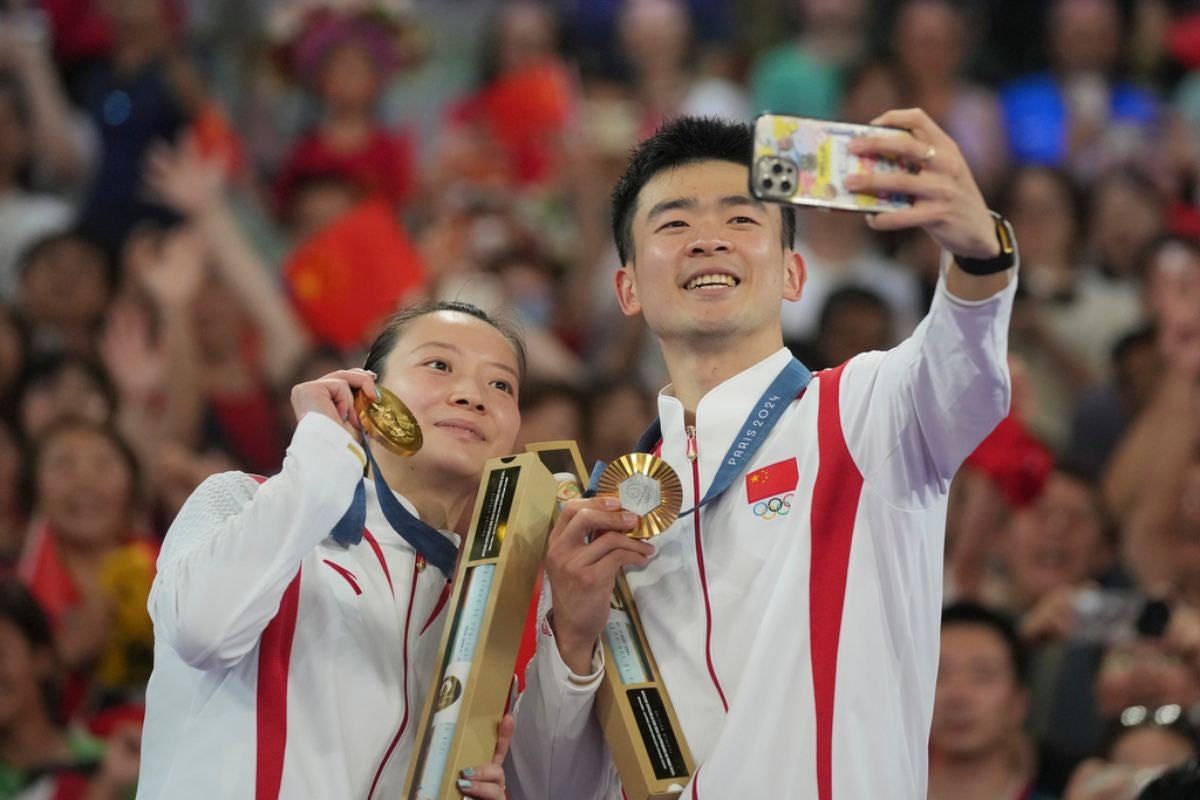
[688,424,729,712]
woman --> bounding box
[137,301,521,799]
[17,418,156,717]
[0,579,140,800]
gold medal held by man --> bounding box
[596,453,683,539]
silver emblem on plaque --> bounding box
[618,474,661,517]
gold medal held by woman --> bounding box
[596,453,682,539]
[354,385,423,456]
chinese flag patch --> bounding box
[745,458,799,503]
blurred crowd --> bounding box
[1,0,1200,797]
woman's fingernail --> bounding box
[462,767,475,778]
[622,512,639,526]
[457,778,472,790]
[602,497,621,510]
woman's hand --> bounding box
[289,368,379,438]
[457,714,515,798]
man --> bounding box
[930,603,1049,800]
[507,109,1017,798]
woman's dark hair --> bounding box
[362,301,527,383]
[0,577,61,720]
[17,416,143,520]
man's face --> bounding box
[931,625,1027,758]
[615,160,803,347]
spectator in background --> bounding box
[1002,165,1143,449]
[273,5,417,215]
[585,377,654,466]
[13,354,116,444]
[0,77,75,298]
[1136,761,1200,800]
[929,603,1053,800]
[1103,238,1200,585]
[749,0,868,120]
[615,0,750,131]
[1001,0,1161,182]
[16,232,115,359]
[1063,707,1199,800]
[997,469,1115,626]
[16,418,156,717]
[74,0,206,250]
[790,285,893,371]
[444,0,576,190]
[890,0,1009,198]
[1066,325,1161,482]
[1089,168,1167,286]
[513,380,587,452]
[0,579,141,800]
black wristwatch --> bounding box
[953,212,1017,276]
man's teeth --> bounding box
[685,274,737,290]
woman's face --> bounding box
[319,41,381,114]
[893,0,965,83]
[0,618,50,731]
[1008,169,1078,271]
[36,427,135,550]
[378,312,521,481]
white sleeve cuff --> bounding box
[538,612,605,694]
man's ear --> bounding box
[783,250,806,302]
[615,264,642,317]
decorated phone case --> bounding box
[751,113,915,213]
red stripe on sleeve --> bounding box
[808,363,863,800]
[256,568,303,800]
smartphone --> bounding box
[751,113,915,213]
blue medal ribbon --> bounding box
[330,440,458,580]
[587,357,811,516]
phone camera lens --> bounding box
[762,178,774,189]
[772,163,784,175]
[780,181,792,192]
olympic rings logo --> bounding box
[752,493,794,520]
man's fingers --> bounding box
[591,547,655,576]
[844,170,952,202]
[865,206,945,232]
[847,132,925,166]
[550,504,639,552]
[869,107,948,143]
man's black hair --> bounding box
[611,116,796,266]
[1138,761,1200,799]
[362,300,527,384]
[942,601,1028,686]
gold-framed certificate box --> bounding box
[403,453,557,800]
[525,441,695,800]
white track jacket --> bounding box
[137,414,453,799]
[508,266,1017,799]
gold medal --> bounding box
[355,386,422,457]
[596,453,683,539]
